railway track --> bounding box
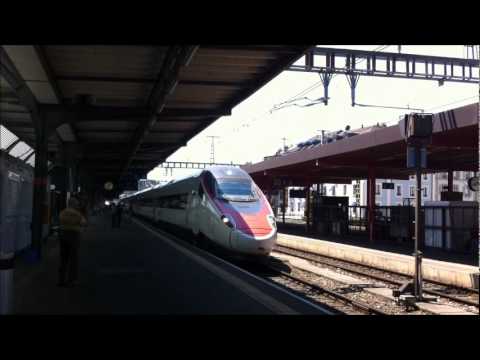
[132,216,474,315]
[274,245,479,310]
[269,267,390,315]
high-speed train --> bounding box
[122,166,277,258]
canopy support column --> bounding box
[367,166,376,243]
[305,184,311,232]
[31,112,49,262]
[447,169,454,192]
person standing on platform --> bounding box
[111,204,118,228]
[58,197,87,287]
[117,203,124,227]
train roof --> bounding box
[124,166,250,201]
[206,165,250,180]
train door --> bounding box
[186,188,196,234]
[194,183,206,235]
[202,173,218,239]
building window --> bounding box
[331,186,336,196]
[396,185,402,196]
[375,184,380,195]
[298,203,301,212]
[409,186,415,197]
[343,185,347,196]
[322,186,327,195]
[409,175,415,180]
[423,174,428,180]
[422,187,428,197]
[453,184,459,192]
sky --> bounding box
[148,45,479,182]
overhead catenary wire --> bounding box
[270,45,391,112]
[424,95,478,112]
[221,46,394,157]
[354,103,425,112]
[229,45,392,136]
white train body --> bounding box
[123,166,277,257]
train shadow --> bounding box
[228,256,292,277]
[130,214,293,277]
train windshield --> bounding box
[216,178,258,202]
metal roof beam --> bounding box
[41,104,150,122]
[39,104,149,138]
[178,80,240,87]
[34,45,78,143]
[5,139,22,152]
[222,45,313,112]
[120,45,199,178]
[33,46,63,104]
[159,107,231,118]
[54,77,239,88]
[0,46,41,124]
[76,129,185,134]
[290,47,480,84]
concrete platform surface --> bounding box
[415,302,476,315]
[277,233,479,290]
[12,215,331,315]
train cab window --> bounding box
[216,178,258,201]
[203,172,216,195]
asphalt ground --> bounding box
[13,214,331,315]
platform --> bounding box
[12,214,331,315]
[277,221,478,266]
[276,232,479,290]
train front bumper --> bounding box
[230,229,277,256]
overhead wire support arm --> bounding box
[289,47,480,84]
[157,161,242,169]
[346,72,360,107]
[319,71,333,105]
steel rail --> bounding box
[274,269,388,315]
[274,246,479,308]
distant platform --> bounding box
[276,221,478,266]
[276,231,479,290]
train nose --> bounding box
[231,230,276,255]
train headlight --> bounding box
[221,215,236,229]
[267,215,276,229]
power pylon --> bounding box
[207,136,220,163]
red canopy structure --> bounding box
[242,102,478,242]
[243,103,478,188]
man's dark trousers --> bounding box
[58,230,80,285]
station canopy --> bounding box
[0,45,311,186]
[242,103,479,189]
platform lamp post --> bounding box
[399,112,433,302]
